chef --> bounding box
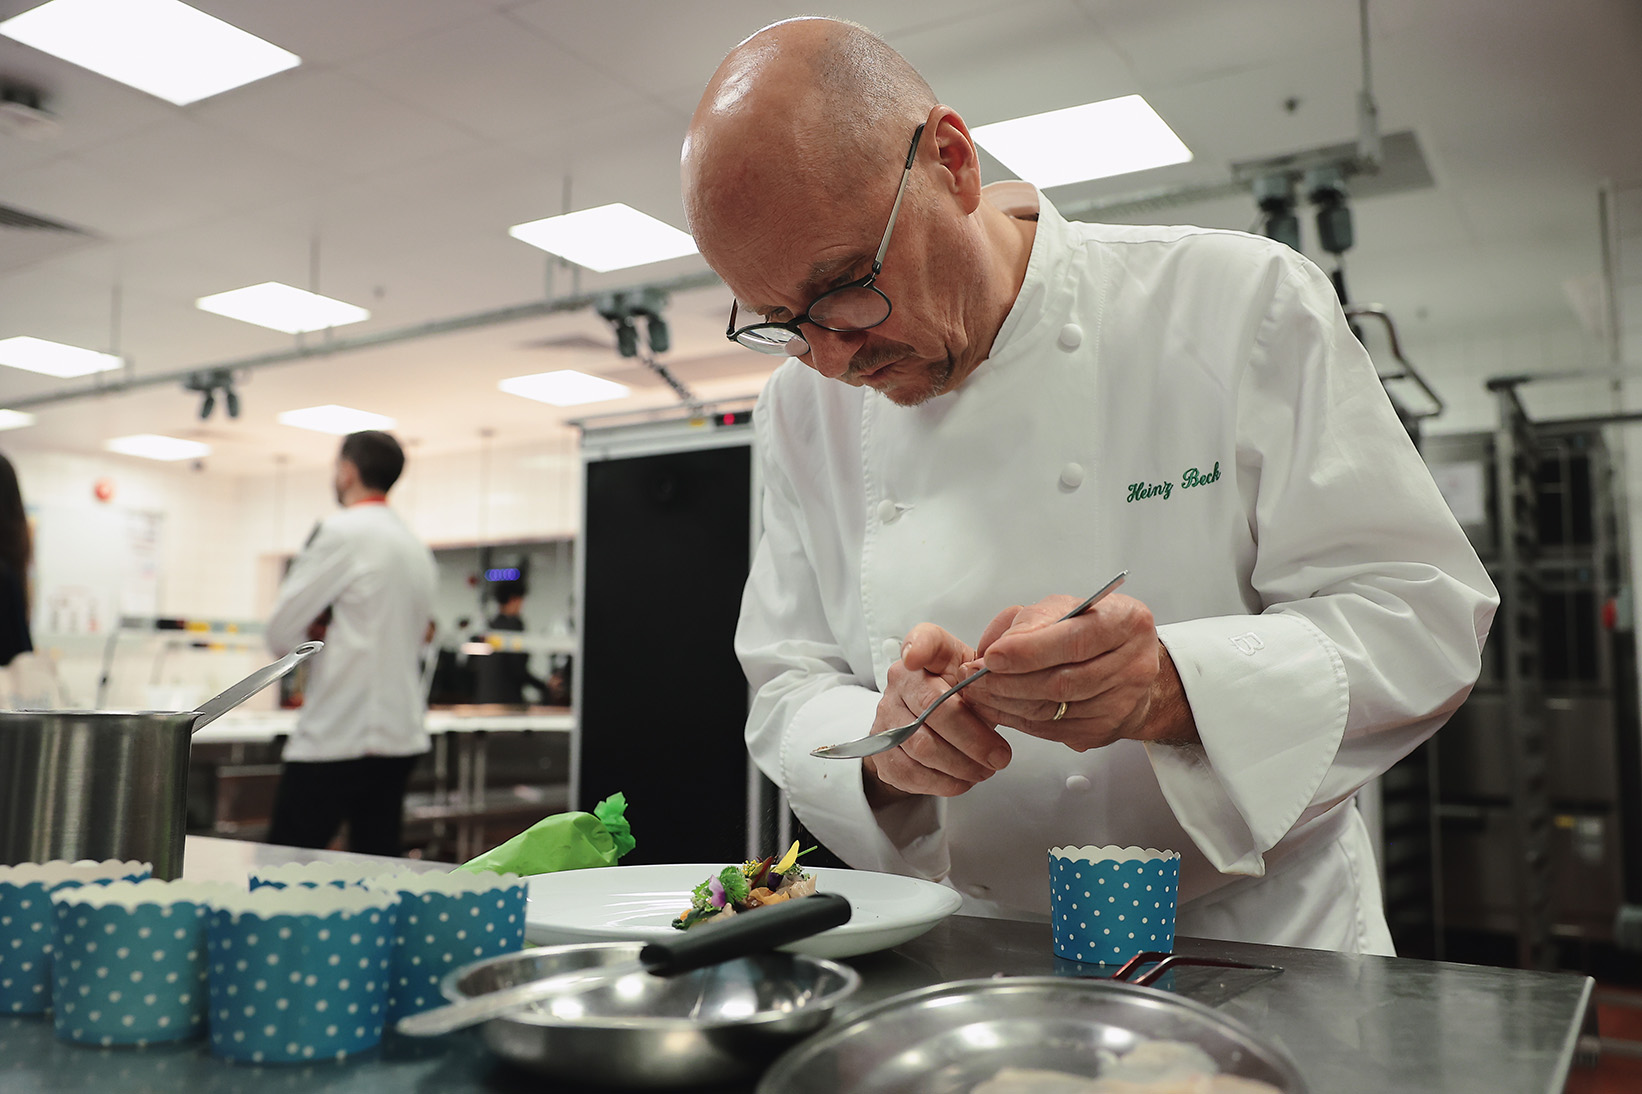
[681,18,1498,952]
[265,430,436,857]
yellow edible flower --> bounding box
[772,840,802,875]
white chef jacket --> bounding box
[267,500,436,762]
[736,184,1498,954]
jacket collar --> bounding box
[971,184,1077,383]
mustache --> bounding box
[844,343,915,380]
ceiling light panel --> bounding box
[105,434,210,461]
[196,282,370,334]
[277,405,396,435]
[0,336,122,378]
[508,204,698,273]
[499,370,631,407]
[972,95,1192,189]
[0,0,301,107]
[0,410,35,432]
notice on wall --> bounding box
[1428,461,1488,526]
[30,503,164,635]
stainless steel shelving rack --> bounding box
[1421,379,1636,972]
[1489,381,1555,970]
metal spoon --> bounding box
[811,570,1127,760]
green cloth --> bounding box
[456,792,636,876]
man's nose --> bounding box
[802,328,863,379]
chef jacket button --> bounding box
[1058,323,1083,350]
[1065,774,1091,793]
[1059,462,1085,489]
[877,499,901,523]
[882,638,903,662]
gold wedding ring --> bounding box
[1052,700,1069,722]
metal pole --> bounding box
[3,270,726,413]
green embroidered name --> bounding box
[1127,461,1221,503]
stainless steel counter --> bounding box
[0,837,1596,1094]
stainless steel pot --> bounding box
[0,641,322,879]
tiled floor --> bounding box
[1565,990,1642,1094]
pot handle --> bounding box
[190,641,325,733]
[638,892,852,977]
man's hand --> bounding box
[862,623,1013,806]
[958,593,1197,750]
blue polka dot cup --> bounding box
[205,885,399,1064]
[49,879,232,1046]
[0,860,150,1015]
[1048,845,1181,966]
[367,871,525,1021]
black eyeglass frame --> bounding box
[726,122,928,355]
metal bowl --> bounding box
[441,941,862,1088]
[757,976,1309,1093]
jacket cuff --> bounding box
[779,685,949,879]
[1149,613,1348,877]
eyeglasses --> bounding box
[726,123,927,356]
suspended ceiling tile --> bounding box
[199,0,514,67]
[67,117,308,234]
[506,0,773,103]
[1072,0,1368,88]
[191,69,486,180]
[0,149,199,238]
[892,4,1137,126]
[343,14,647,145]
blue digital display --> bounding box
[485,568,521,582]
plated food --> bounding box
[673,841,816,930]
[525,862,963,958]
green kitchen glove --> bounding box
[456,792,636,876]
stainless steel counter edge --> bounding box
[0,837,1599,1094]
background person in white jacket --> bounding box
[682,18,1499,952]
[265,430,436,856]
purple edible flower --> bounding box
[708,875,727,907]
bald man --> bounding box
[686,18,1495,952]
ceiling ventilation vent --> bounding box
[0,203,83,232]
[0,202,95,276]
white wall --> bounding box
[242,430,584,563]
[6,430,585,708]
[11,447,259,623]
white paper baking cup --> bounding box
[1048,845,1182,966]
[49,879,235,1046]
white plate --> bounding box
[525,864,963,959]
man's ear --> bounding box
[927,105,984,215]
